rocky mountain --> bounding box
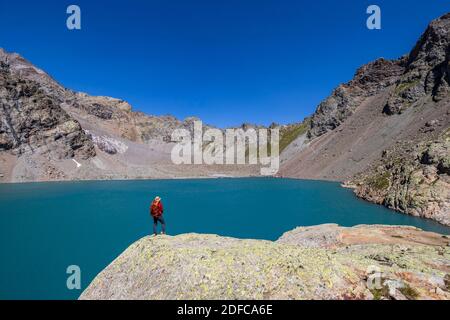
[279,13,450,225]
[1,14,448,225]
[0,48,259,182]
[308,58,406,139]
[0,60,95,160]
[305,13,449,139]
[80,224,450,300]
[0,48,200,145]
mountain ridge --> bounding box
[0,48,260,182]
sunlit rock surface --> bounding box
[80,224,450,300]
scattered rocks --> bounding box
[308,58,405,139]
[425,119,439,127]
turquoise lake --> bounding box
[1,178,449,300]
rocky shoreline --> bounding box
[80,224,450,300]
[349,131,450,226]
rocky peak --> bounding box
[307,13,450,138]
[0,48,66,98]
[0,62,95,159]
[307,57,405,138]
[384,13,450,114]
[408,13,450,71]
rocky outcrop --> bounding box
[384,13,450,114]
[0,60,95,160]
[80,224,450,300]
[308,58,405,139]
[0,48,213,147]
[351,130,450,226]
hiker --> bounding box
[150,196,166,235]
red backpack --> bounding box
[150,201,162,217]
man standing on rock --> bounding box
[150,196,166,236]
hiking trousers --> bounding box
[153,215,166,235]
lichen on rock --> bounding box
[351,131,450,226]
[80,224,450,300]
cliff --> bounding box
[80,224,450,300]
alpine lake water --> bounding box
[1,178,449,299]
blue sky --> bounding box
[0,1,449,127]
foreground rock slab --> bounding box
[80,224,450,300]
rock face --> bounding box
[307,13,449,139]
[279,13,450,225]
[308,58,405,139]
[80,224,450,300]
[0,60,95,160]
[352,130,450,226]
[384,13,450,114]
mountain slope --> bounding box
[279,13,450,225]
[0,49,259,182]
